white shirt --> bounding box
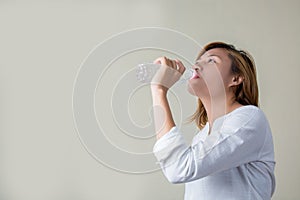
[153,105,276,200]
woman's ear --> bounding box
[229,75,244,87]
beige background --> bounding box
[1,0,300,199]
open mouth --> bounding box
[190,72,200,79]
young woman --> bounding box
[151,42,276,200]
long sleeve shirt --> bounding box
[153,105,276,200]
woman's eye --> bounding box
[208,58,216,63]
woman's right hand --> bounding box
[151,56,186,94]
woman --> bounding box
[151,42,276,200]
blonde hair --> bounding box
[190,42,259,129]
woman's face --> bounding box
[187,48,235,98]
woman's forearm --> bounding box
[150,57,185,140]
[151,86,176,140]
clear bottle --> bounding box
[136,63,193,84]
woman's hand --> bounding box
[151,57,186,94]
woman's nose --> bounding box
[192,60,203,70]
[192,64,201,72]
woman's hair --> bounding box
[190,41,259,129]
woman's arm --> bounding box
[151,86,175,140]
[153,107,272,184]
[150,57,185,140]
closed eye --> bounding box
[208,58,216,63]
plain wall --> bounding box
[1,0,299,199]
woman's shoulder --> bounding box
[229,105,266,121]
[217,105,268,134]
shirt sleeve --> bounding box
[152,107,268,184]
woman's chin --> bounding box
[187,81,209,97]
[187,82,198,96]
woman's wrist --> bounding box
[150,85,168,96]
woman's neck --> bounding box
[200,95,243,129]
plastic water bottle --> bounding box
[136,63,193,84]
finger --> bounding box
[154,56,168,66]
[175,59,186,74]
[153,57,162,65]
[171,60,178,70]
[153,57,164,65]
[165,57,174,68]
